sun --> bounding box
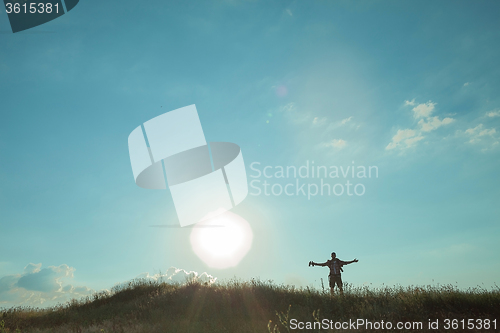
[190,211,253,269]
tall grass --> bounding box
[1,279,499,332]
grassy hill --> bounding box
[1,279,499,332]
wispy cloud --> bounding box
[324,116,356,133]
[340,116,352,125]
[277,102,354,152]
[485,110,500,118]
[463,124,498,149]
[322,139,347,150]
[404,99,415,106]
[465,124,496,138]
[278,102,310,123]
[312,116,326,125]
[278,102,354,130]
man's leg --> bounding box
[329,275,335,295]
[336,275,344,295]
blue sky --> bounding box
[1,0,499,308]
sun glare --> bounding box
[190,211,253,269]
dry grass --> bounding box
[1,279,499,332]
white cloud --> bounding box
[385,129,420,150]
[404,135,425,147]
[1,265,217,309]
[133,267,217,285]
[16,264,75,293]
[385,142,397,150]
[463,82,470,87]
[23,263,42,274]
[412,101,436,119]
[0,263,93,309]
[322,139,346,150]
[418,116,455,132]
[404,99,415,106]
[486,110,500,118]
[392,129,417,143]
[285,8,293,16]
[387,99,455,151]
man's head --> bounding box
[331,252,336,259]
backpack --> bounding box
[331,258,344,274]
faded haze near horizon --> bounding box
[1,0,499,308]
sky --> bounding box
[1,0,500,308]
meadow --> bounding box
[1,279,499,332]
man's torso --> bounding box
[327,259,345,276]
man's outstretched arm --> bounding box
[343,258,359,265]
[309,261,328,267]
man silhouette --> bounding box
[309,252,358,295]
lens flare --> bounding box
[276,85,288,97]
